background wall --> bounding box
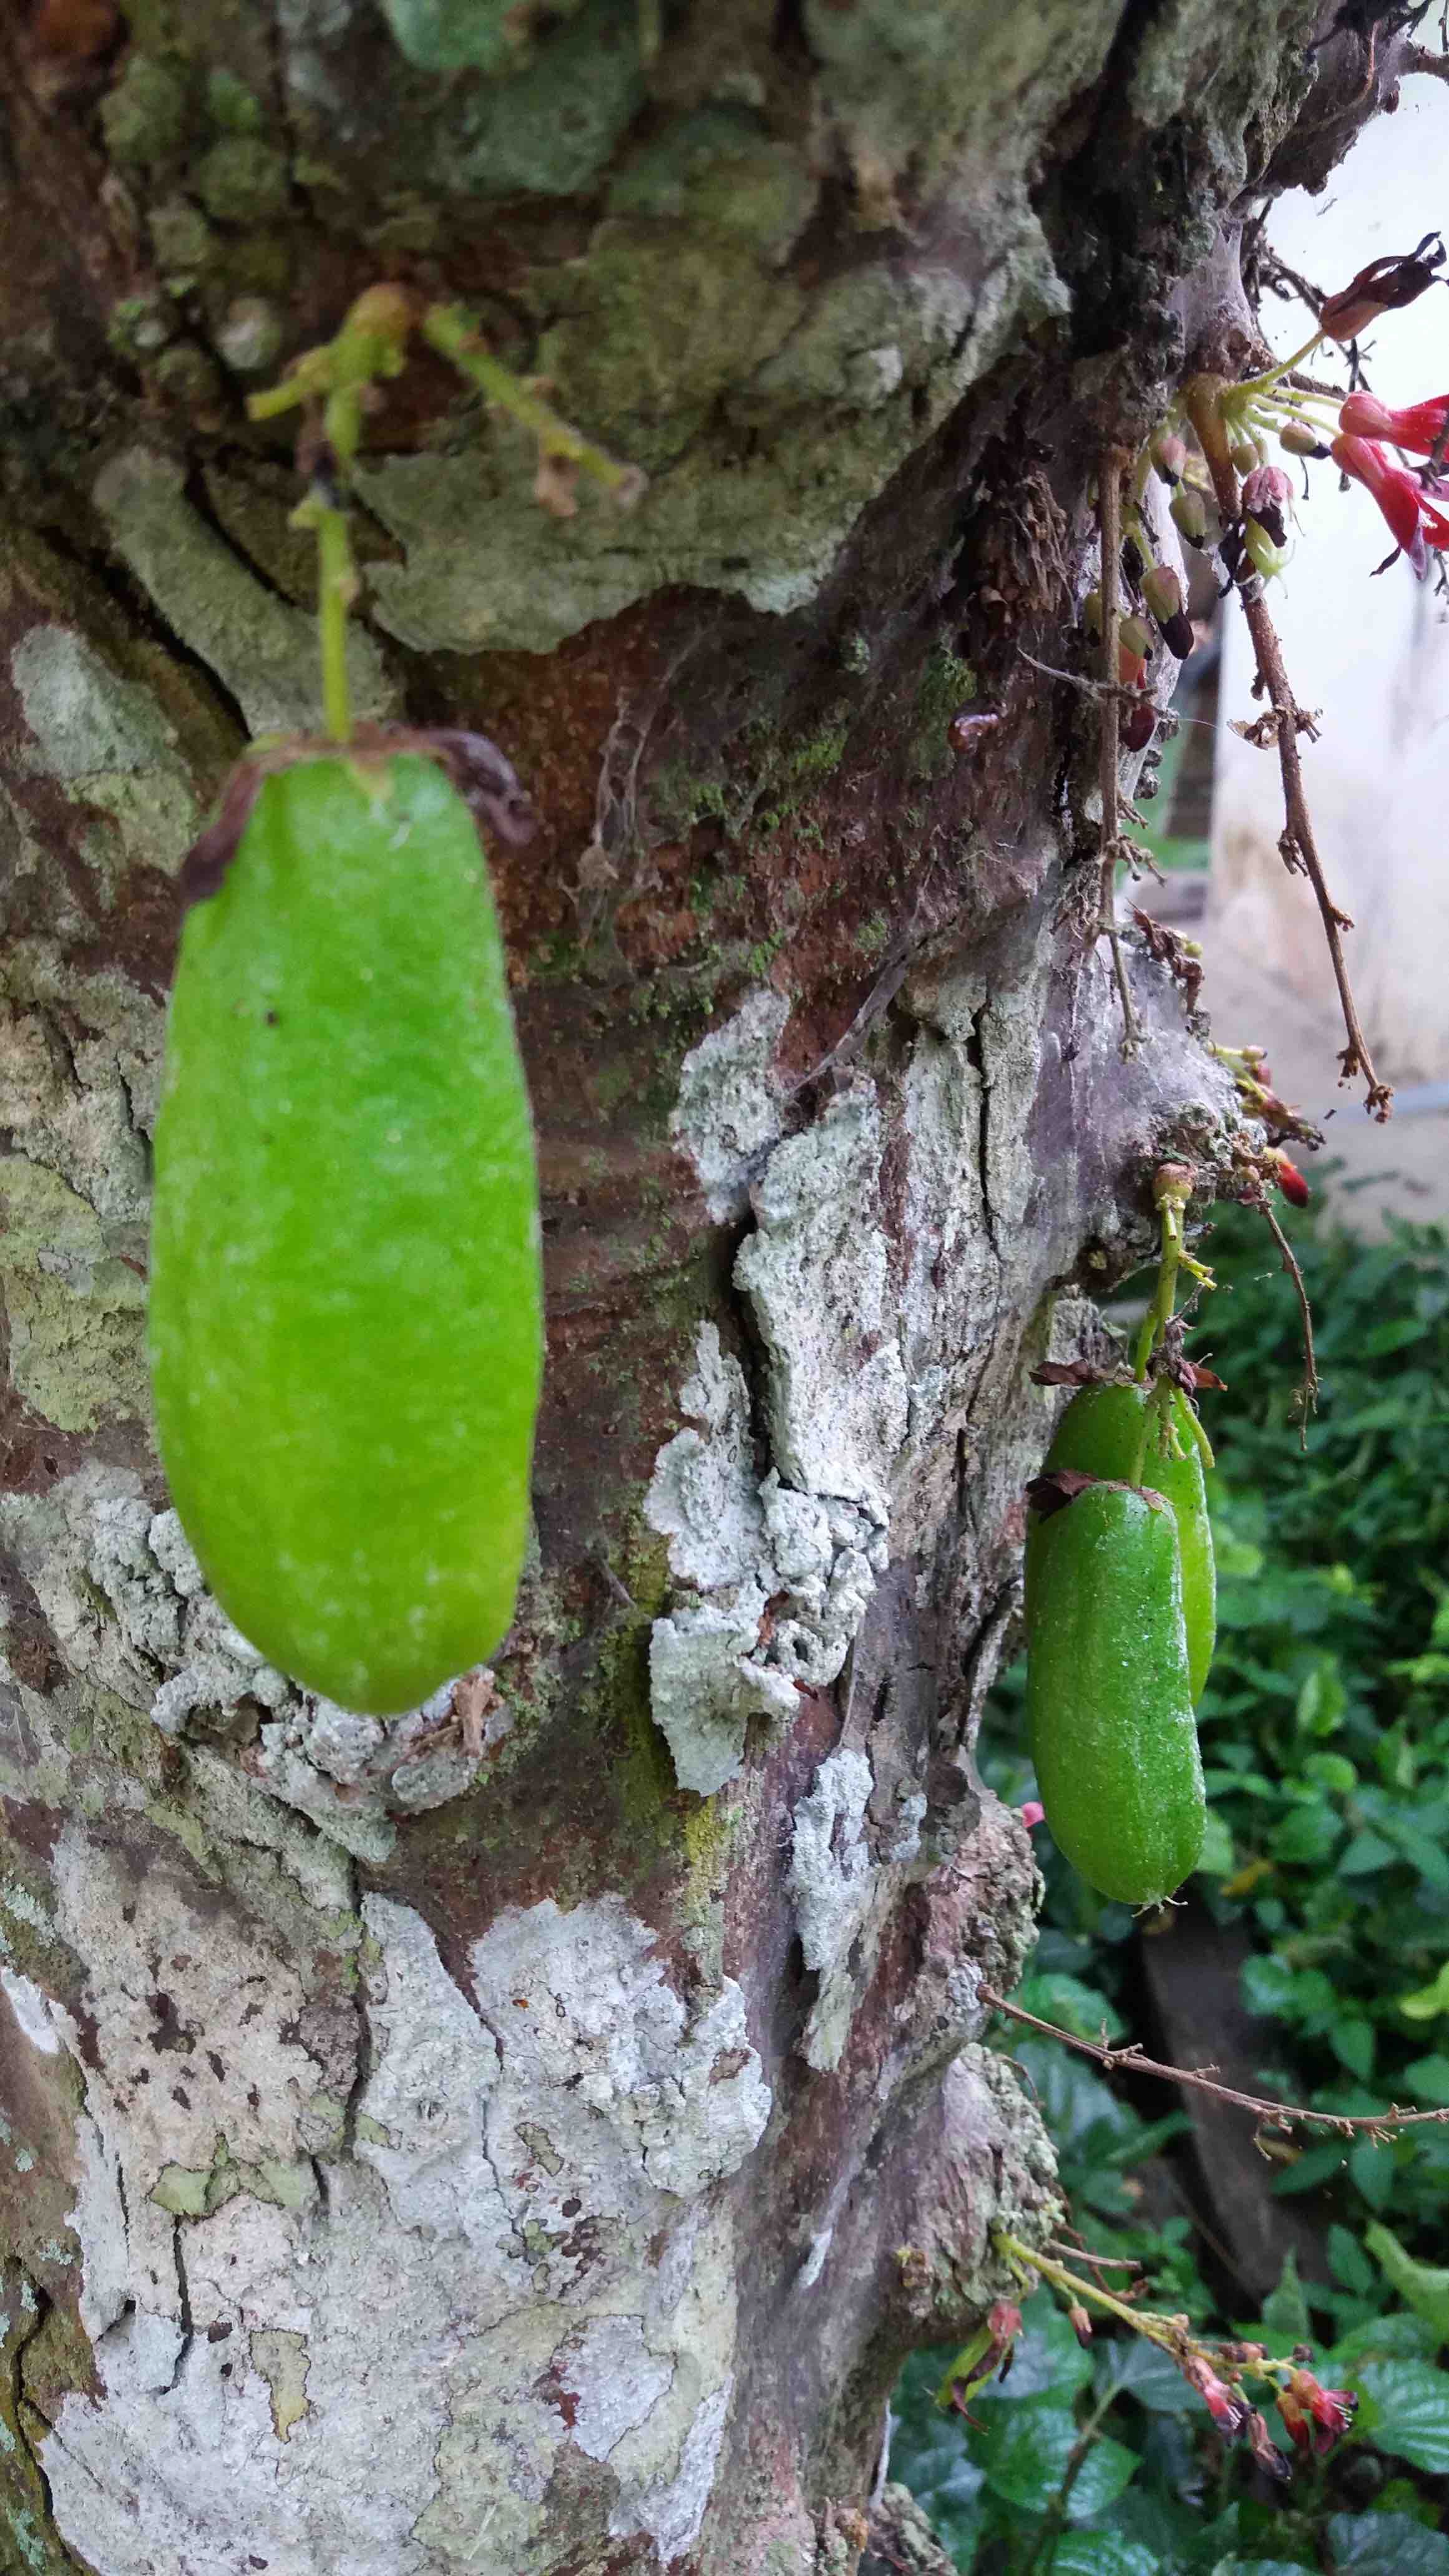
[1208,76,1449,1179]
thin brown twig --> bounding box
[1255,1192,1319,1441]
[1405,43,1449,80]
[981,1984,1449,2139]
[1096,446,1141,1054]
[1241,594,1391,1117]
[1183,378,1391,1120]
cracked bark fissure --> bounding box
[0,6,1410,2573]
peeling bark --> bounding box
[0,4,1403,2570]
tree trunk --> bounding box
[0,7,1395,2571]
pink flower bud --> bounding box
[1151,427,1187,484]
[1242,464,1293,519]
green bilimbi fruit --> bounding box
[1031,1381,1216,1700]
[149,748,543,1715]
[1025,1480,1206,1906]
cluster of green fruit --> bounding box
[1024,1380,1215,1906]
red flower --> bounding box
[1330,432,1449,577]
[1181,2350,1251,2441]
[1340,389,1449,456]
[1270,1152,1310,1208]
[1019,1800,1045,1830]
[1245,2407,1293,2484]
[1278,2367,1357,2459]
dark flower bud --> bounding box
[1122,691,1156,751]
[1142,562,1194,658]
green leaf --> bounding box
[1261,2250,1312,2345]
[1015,1972,1126,2043]
[972,2397,1136,2517]
[1196,1808,1236,1876]
[1272,1802,1342,1866]
[1395,1961,1449,2020]
[1331,2311,1443,2370]
[1048,2535,1161,2576]
[1340,1830,1398,1876]
[1297,1664,1347,1735]
[1241,1954,1297,2018]
[1093,2333,1194,2414]
[1327,2510,1449,2572]
[1209,2562,1314,2576]
[1327,2225,1377,2296]
[972,2304,1095,2404]
[1332,2020,1376,2080]
[1304,1752,1357,1793]
[1403,2054,1449,2105]
[1352,2357,1449,2471]
[1364,1315,1429,1355]
[1364,2220,1449,2345]
[1349,2137,1397,2209]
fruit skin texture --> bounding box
[148,751,542,1715]
[1025,1481,1206,1906]
[1033,1381,1216,1701]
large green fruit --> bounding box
[149,750,542,1714]
[1030,1381,1216,1700]
[1025,1480,1206,1906]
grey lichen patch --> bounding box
[607,108,819,265]
[735,1083,907,1523]
[92,449,394,737]
[354,211,1066,653]
[787,1750,876,2074]
[645,1326,888,1796]
[0,1160,148,1432]
[1,1471,487,1884]
[425,0,646,199]
[10,622,202,891]
[671,987,789,1224]
[467,1892,771,2212]
[804,0,1120,207]
[0,1890,749,2572]
[0,965,161,1232]
[537,222,806,474]
[649,1597,799,1800]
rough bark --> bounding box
[0,6,1403,2572]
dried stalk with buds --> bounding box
[1183,378,1391,1119]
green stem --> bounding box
[1232,329,1326,401]
[1133,1203,1182,1382]
[316,505,356,744]
[421,305,645,502]
[1130,1374,1174,1489]
[1173,1387,1215,1473]
[995,2232,1176,2347]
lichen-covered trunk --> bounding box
[0,6,1392,2571]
